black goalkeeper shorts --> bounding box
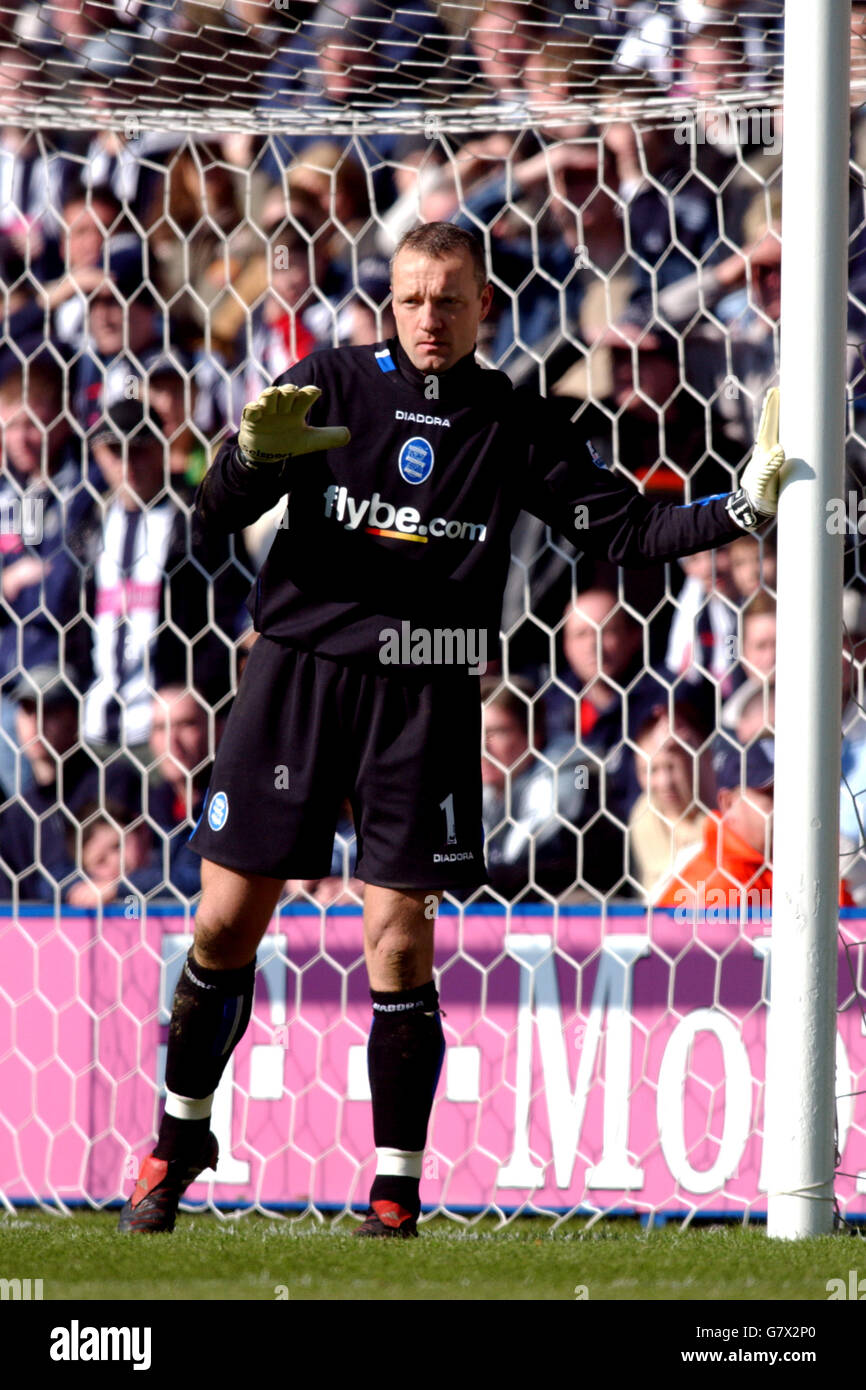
[189,635,487,892]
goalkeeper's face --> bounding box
[391,250,493,373]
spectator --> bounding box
[647,185,782,453]
[503,315,741,670]
[339,257,394,346]
[483,678,578,895]
[148,142,263,323]
[547,589,672,828]
[81,400,251,760]
[208,183,326,365]
[82,401,173,760]
[145,684,212,900]
[727,531,776,602]
[611,3,783,99]
[0,358,92,797]
[672,16,782,232]
[740,591,776,683]
[259,0,454,165]
[0,42,73,281]
[74,28,181,232]
[675,20,755,103]
[735,682,775,747]
[242,219,332,403]
[482,674,616,898]
[15,1,104,55]
[602,119,726,317]
[374,141,449,257]
[628,704,710,896]
[465,1,592,127]
[568,319,740,497]
[468,1,534,113]
[133,0,263,123]
[286,142,378,265]
[654,735,852,916]
[232,200,335,574]
[610,1,683,88]
[72,240,162,436]
[49,181,130,350]
[0,664,101,900]
[141,351,208,500]
[654,735,776,917]
[448,140,601,377]
[721,591,776,730]
[664,547,739,716]
[65,799,160,909]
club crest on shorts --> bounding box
[208,791,229,831]
[398,436,434,485]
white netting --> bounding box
[0,1,788,135]
[2,0,866,1227]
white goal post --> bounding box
[1,1,865,1231]
[765,0,850,1241]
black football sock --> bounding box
[366,980,445,1216]
[154,949,256,1161]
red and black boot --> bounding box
[117,1133,218,1233]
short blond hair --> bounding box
[391,222,488,295]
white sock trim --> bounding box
[375,1147,424,1179]
[164,1090,214,1121]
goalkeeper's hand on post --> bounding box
[237,384,351,467]
[726,387,785,530]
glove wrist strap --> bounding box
[726,487,761,531]
[235,444,259,471]
[236,444,292,470]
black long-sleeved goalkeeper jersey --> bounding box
[196,335,746,666]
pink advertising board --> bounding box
[2,904,866,1218]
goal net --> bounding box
[2,0,866,1229]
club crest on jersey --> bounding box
[208,791,229,831]
[398,436,434,485]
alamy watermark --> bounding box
[827,1270,866,1299]
[1,1276,43,1300]
[379,621,487,675]
[672,884,772,924]
[0,496,43,543]
[49,1322,151,1370]
[827,493,866,534]
[674,108,780,156]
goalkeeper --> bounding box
[119,223,783,1236]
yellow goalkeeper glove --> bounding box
[237,384,350,467]
[739,387,785,518]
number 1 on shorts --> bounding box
[440,792,457,845]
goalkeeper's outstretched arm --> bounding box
[195,384,351,534]
[523,388,785,568]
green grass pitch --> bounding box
[0,1211,857,1301]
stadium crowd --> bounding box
[0,0,863,910]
